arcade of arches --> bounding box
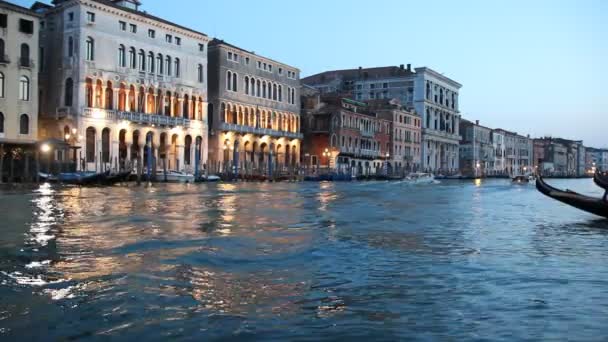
[219,101,299,133]
[61,121,206,172]
[213,131,300,169]
[82,78,206,121]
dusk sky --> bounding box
[16,0,608,147]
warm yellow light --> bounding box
[40,144,51,153]
[65,134,71,140]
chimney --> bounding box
[407,64,412,72]
[399,64,404,70]
[476,120,480,126]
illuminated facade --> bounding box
[37,0,209,172]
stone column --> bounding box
[91,83,97,108]
[177,145,184,171]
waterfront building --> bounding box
[534,137,585,176]
[0,0,40,153]
[492,130,507,175]
[369,99,422,172]
[303,65,462,174]
[585,147,608,174]
[493,128,532,175]
[300,92,391,175]
[36,0,209,173]
[459,119,494,177]
[207,39,301,170]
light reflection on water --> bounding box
[1,179,608,340]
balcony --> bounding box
[361,130,375,138]
[19,58,34,68]
[219,122,303,140]
[83,108,192,128]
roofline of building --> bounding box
[0,0,42,17]
[209,38,300,72]
[414,67,462,88]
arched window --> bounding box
[184,135,192,165]
[244,76,249,95]
[0,39,4,60]
[118,45,126,67]
[0,112,4,133]
[19,114,29,134]
[0,72,4,98]
[68,37,74,57]
[85,37,94,61]
[138,49,145,71]
[256,80,261,97]
[250,78,255,96]
[147,52,154,73]
[165,55,172,76]
[102,128,110,163]
[278,85,282,102]
[86,127,96,162]
[129,47,136,68]
[20,43,30,66]
[157,54,163,74]
[174,58,180,77]
[105,81,113,109]
[232,72,237,92]
[226,71,232,91]
[19,76,30,101]
[64,78,73,106]
[262,81,266,98]
[198,64,204,83]
[273,84,277,101]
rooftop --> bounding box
[1,0,42,17]
[209,38,299,71]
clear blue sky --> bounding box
[15,0,608,147]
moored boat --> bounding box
[196,174,221,182]
[536,176,608,219]
[154,170,195,183]
[512,175,529,183]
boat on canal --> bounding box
[406,172,435,184]
[594,170,608,191]
[150,170,196,183]
[536,175,608,219]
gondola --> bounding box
[102,170,132,185]
[536,176,608,219]
[58,171,109,185]
[594,170,608,191]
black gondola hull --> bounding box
[536,176,608,219]
[594,171,608,191]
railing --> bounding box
[220,122,303,139]
[19,58,34,68]
[0,55,9,64]
[83,108,192,128]
[55,107,74,119]
[361,130,375,138]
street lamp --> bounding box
[385,152,390,175]
[40,144,51,153]
[322,148,330,171]
[40,143,52,174]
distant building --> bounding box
[459,119,494,177]
[300,93,392,175]
[303,65,462,173]
[207,39,302,169]
[37,0,210,173]
[369,99,422,172]
[494,128,533,175]
[0,1,41,149]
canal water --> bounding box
[1,179,608,340]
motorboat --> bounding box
[536,175,608,219]
[512,175,530,184]
[154,170,195,183]
[196,174,221,182]
[406,172,435,184]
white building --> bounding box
[37,0,209,173]
[0,1,40,148]
[413,67,461,174]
